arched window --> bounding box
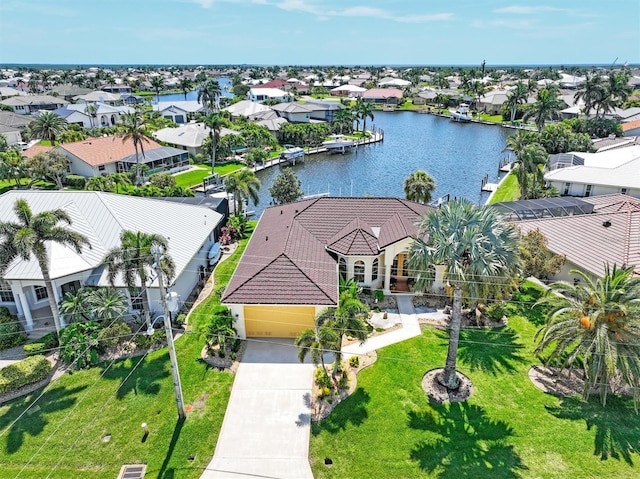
[372,258,379,281]
[354,261,365,283]
[338,257,347,281]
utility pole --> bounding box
[152,246,186,419]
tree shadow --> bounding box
[2,384,86,454]
[311,388,370,435]
[545,395,640,464]
[455,326,527,375]
[408,402,527,478]
[100,353,170,399]
[157,417,185,479]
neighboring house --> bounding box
[153,122,240,156]
[73,90,122,105]
[0,87,22,100]
[101,84,132,94]
[330,84,367,97]
[0,110,32,146]
[271,102,313,123]
[251,79,290,90]
[0,95,68,114]
[477,90,510,115]
[53,102,134,128]
[223,100,272,119]
[362,88,404,105]
[50,84,93,102]
[545,145,640,199]
[514,194,640,283]
[248,88,292,103]
[222,197,433,339]
[0,190,223,332]
[57,135,189,177]
[377,77,411,88]
[153,101,204,123]
[305,100,344,122]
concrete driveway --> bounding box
[202,338,315,479]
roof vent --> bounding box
[602,220,612,228]
[265,236,268,241]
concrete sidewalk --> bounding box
[202,339,314,479]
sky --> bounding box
[0,0,638,66]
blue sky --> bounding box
[0,0,638,66]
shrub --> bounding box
[319,386,332,399]
[59,321,101,369]
[24,331,59,356]
[132,329,166,350]
[485,302,513,321]
[65,174,86,189]
[349,356,360,368]
[97,321,132,351]
[173,313,186,327]
[374,290,385,302]
[0,355,52,394]
[0,314,27,351]
[314,367,333,389]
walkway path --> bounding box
[201,339,314,479]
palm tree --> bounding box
[224,169,261,216]
[60,287,128,324]
[574,74,606,117]
[178,77,193,101]
[513,143,548,199]
[605,71,632,112]
[84,103,97,128]
[103,231,175,330]
[198,79,222,114]
[503,130,538,158]
[506,82,529,122]
[295,317,339,381]
[404,170,437,204]
[333,107,354,134]
[29,111,69,145]
[409,200,519,390]
[434,93,451,111]
[355,99,374,135]
[0,199,91,334]
[317,278,369,380]
[523,86,563,132]
[202,113,225,173]
[535,264,640,410]
[119,111,150,186]
[150,76,165,103]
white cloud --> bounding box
[493,6,565,15]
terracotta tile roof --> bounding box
[222,197,431,306]
[59,135,161,167]
[253,79,288,89]
[22,144,53,158]
[378,212,420,248]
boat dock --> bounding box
[481,174,499,192]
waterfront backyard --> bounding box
[309,285,640,479]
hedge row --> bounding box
[24,331,59,357]
[0,355,52,394]
[0,308,27,351]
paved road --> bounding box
[202,338,315,479]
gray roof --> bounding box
[272,102,313,113]
[0,190,222,287]
[0,95,68,107]
[120,146,188,163]
[0,110,33,128]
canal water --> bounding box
[252,111,513,217]
[156,77,234,103]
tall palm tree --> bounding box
[506,82,529,122]
[513,143,548,199]
[178,77,193,101]
[29,111,69,146]
[317,278,369,379]
[503,130,538,158]
[150,76,165,103]
[198,79,222,114]
[224,169,261,216]
[574,74,606,117]
[605,71,632,112]
[333,107,354,134]
[523,86,563,132]
[535,264,640,410]
[409,200,519,389]
[202,113,225,173]
[355,99,374,135]
[295,317,339,382]
[404,170,437,204]
[119,111,150,186]
[103,231,175,329]
[0,199,91,334]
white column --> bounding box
[383,263,392,294]
[18,293,33,331]
[51,281,64,328]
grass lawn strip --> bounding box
[0,231,253,478]
[309,285,640,478]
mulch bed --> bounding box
[200,340,246,373]
[528,365,635,398]
[421,368,474,403]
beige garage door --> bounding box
[244,305,316,338]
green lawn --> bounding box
[310,287,640,478]
[174,161,245,188]
[478,113,504,123]
[0,230,254,478]
[488,171,520,204]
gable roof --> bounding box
[59,135,162,167]
[222,197,431,306]
[0,190,222,286]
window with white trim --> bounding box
[129,288,144,310]
[34,286,48,301]
[0,282,14,302]
[354,261,365,283]
[372,258,379,281]
[338,257,347,281]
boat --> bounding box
[279,145,305,165]
[450,103,472,122]
[322,134,355,154]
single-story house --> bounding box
[377,77,411,88]
[515,194,640,283]
[330,84,367,98]
[251,79,290,90]
[223,100,272,119]
[0,111,32,146]
[304,100,344,122]
[57,135,189,177]
[50,84,93,102]
[73,90,123,105]
[153,101,204,124]
[362,88,404,105]
[545,145,640,199]
[222,197,434,338]
[0,87,22,100]
[0,95,68,114]
[0,190,223,332]
[248,88,292,104]
[153,122,240,156]
[271,102,313,123]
